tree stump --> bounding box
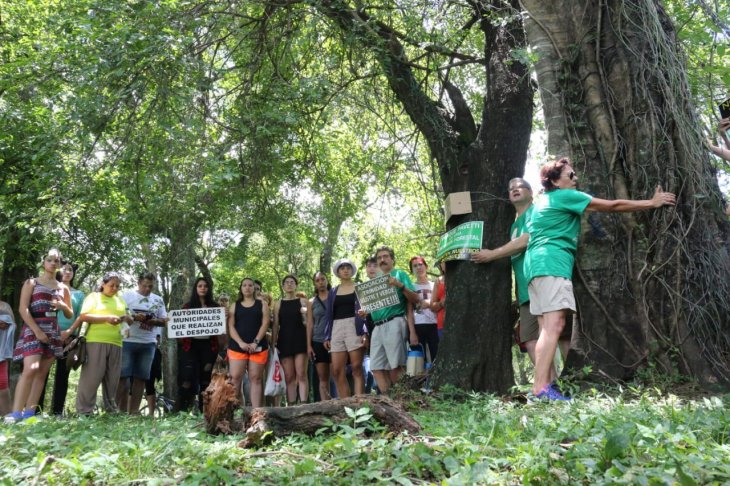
[202,356,240,434]
[237,395,421,448]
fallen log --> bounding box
[202,356,240,434]
[237,395,421,448]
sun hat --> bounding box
[332,258,358,277]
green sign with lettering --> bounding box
[436,221,484,261]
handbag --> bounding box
[264,347,286,397]
[64,322,89,370]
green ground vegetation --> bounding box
[1,385,728,485]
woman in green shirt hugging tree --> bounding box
[524,157,676,401]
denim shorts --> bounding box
[120,341,157,380]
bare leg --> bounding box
[12,355,39,411]
[228,359,247,406]
[532,310,567,395]
[116,377,130,413]
[248,361,266,408]
[294,353,309,403]
[388,367,402,386]
[128,379,146,414]
[315,362,331,401]
[146,394,156,415]
[372,370,391,394]
[281,356,297,404]
[348,348,365,395]
[331,351,350,398]
[28,357,54,412]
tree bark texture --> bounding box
[521,0,730,387]
[161,228,198,401]
[314,0,533,393]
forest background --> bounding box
[1,0,729,396]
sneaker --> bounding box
[3,411,23,424]
[21,410,37,420]
[535,385,571,401]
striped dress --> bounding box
[13,281,64,359]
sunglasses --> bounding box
[567,171,575,180]
[509,184,530,191]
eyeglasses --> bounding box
[509,184,529,191]
[567,171,575,180]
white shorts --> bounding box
[369,316,407,371]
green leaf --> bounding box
[604,429,630,461]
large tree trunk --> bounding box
[160,227,198,401]
[315,0,532,393]
[521,0,730,388]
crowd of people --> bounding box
[0,153,684,423]
[0,243,446,423]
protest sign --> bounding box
[356,275,400,313]
[436,221,484,261]
[167,307,226,338]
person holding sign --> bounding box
[525,158,675,401]
[323,259,368,398]
[227,278,270,408]
[272,275,310,404]
[75,272,134,415]
[363,246,419,394]
[176,277,221,412]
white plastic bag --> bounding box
[264,347,286,397]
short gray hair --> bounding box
[508,178,532,191]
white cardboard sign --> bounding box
[167,307,226,338]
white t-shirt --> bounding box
[413,281,437,325]
[122,291,167,344]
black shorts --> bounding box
[311,341,331,364]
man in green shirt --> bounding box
[366,246,419,394]
[472,178,571,372]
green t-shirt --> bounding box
[510,205,534,305]
[81,292,128,346]
[370,269,416,322]
[524,189,592,283]
[58,289,85,331]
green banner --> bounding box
[436,221,484,261]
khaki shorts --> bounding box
[528,276,576,316]
[519,303,573,343]
[369,316,407,371]
[330,317,364,353]
[519,304,539,342]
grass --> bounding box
[1,385,728,485]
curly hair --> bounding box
[540,157,571,191]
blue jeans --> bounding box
[120,341,156,380]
